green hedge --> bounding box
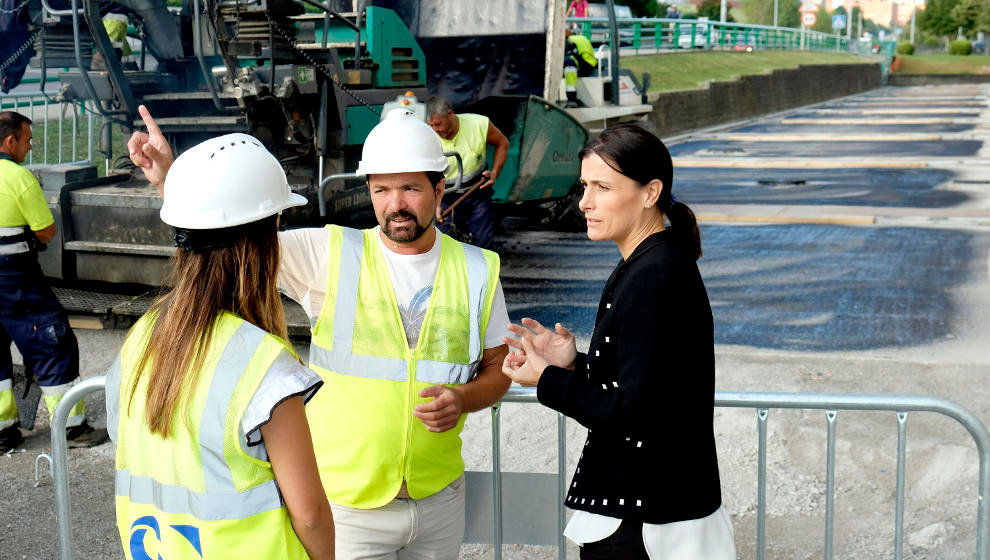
[923,37,939,48]
[949,39,972,55]
[897,41,914,55]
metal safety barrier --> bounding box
[46,379,990,560]
[0,93,94,166]
[567,16,854,56]
[48,375,105,560]
[477,387,990,560]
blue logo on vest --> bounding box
[129,516,203,559]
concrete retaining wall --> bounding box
[888,73,990,86]
[645,63,882,138]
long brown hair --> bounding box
[129,218,287,437]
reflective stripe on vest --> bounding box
[0,226,30,255]
[108,314,308,558]
[306,226,499,508]
[310,227,490,383]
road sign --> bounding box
[802,12,817,26]
[832,14,846,29]
[800,1,817,13]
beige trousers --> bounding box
[330,475,466,560]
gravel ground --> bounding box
[3,330,990,559]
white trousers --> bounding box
[330,475,466,560]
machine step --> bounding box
[64,240,175,257]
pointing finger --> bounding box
[138,105,162,138]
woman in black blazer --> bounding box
[502,124,735,559]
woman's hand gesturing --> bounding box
[501,318,577,386]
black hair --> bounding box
[0,111,32,145]
[578,123,702,260]
[426,170,445,188]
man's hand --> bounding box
[413,385,464,432]
[127,105,174,193]
[504,318,577,370]
[476,170,496,190]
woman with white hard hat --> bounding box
[106,133,334,559]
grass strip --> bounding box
[893,54,990,75]
[621,51,871,93]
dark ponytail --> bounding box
[661,198,702,260]
[579,123,702,260]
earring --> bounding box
[644,203,652,209]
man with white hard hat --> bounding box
[128,105,511,559]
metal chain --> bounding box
[263,10,381,116]
[0,0,29,15]
[0,29,39,75]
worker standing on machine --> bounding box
[0,111,107,452]
[128,105,511,560]
[426,95,509,250]
[563,28,598,108]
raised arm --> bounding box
[479,122,509,190]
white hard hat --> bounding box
[160,133,307,229]
[355,108,448,177]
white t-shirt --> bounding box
[242,353,323,454]
[276,226,510,350]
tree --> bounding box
[978,0,990,33]
[697,0,734,21]
[811,3,834,32]
[739,0,796,25]
[950,0,990,35]
[615,0,662,17]
[920,0,961,37]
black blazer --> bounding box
[537,230,723,524]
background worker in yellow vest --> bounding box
[106,133,333,559]
[563,28,599,108]
[128,105,512,559]
[0,111,107,453]
[426,95,509,250]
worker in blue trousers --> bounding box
[0,111,108,452]
[426,95,509,250]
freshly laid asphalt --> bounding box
[501,83,990,360]
[672,167,964,207]
[668,139,984,158]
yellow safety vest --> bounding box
[568,34,598,67]
[105,312,310,560]
[438,113,489,184]
[307,225,499,508]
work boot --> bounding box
[66,421,109,448]
[0,424,24,453]
[565,90,584,109]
